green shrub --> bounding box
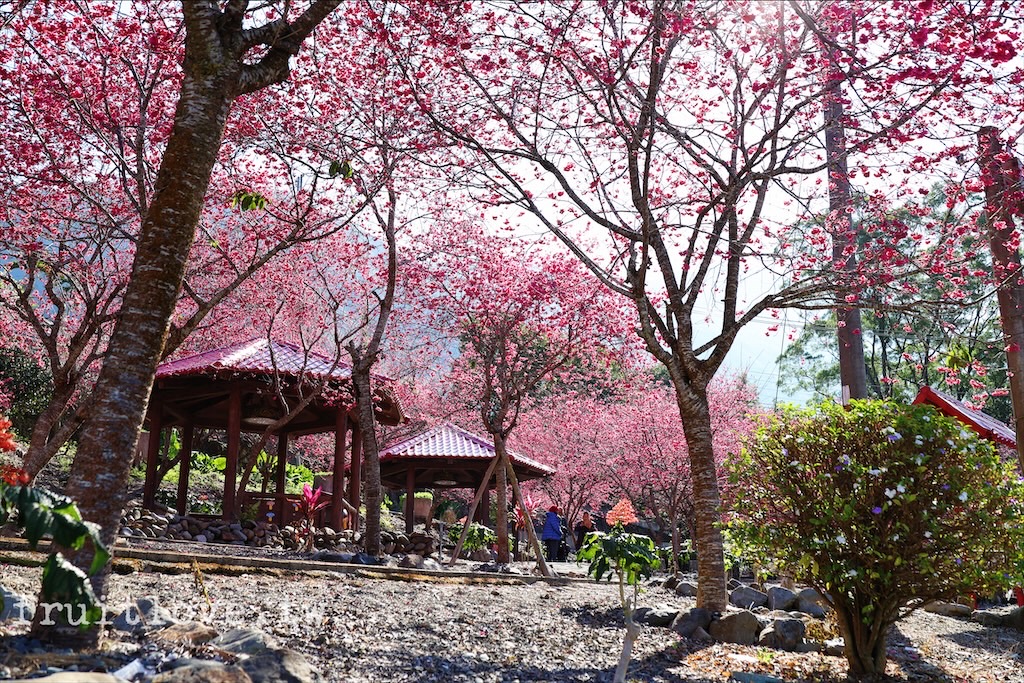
[727,400,1024,675]
[447,522,497,553]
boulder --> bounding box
[153,621,221,645]
[709,610,763,645]
[0,585,34,622]
[16,675,125,683]
[111,595,176,632]
[767,586,798,611]
[758,617,805,651]
[796,588,829,618]
[924,601,973,619]
[635,604,679,628]
[691,626,714,641]
[729,674,787,683]
[420,557,445,572]
[729,586,768,609]
[398,554,425,569]
[972,607,1024,631]
[211,628,278,655]
[674,581,698,598]
[153,664,253,683]
[240,648,320,683]
[670,607,713,638]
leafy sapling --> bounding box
[577,498,659,683]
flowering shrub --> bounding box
[605,497,638,526]
[0,415,109,627]
[726,400,1024,675]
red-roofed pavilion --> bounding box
[379,422,555,533]
[143,338,404,529]
[912,386,1016,449]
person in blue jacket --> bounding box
[541,505,562,562]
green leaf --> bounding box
[230,190,269,211]
[329,160,355,180]
[40,553,103,628]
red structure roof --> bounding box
[912,386,1017,449]
[382,422,554,474]
[378,422,555,489]
[157,338,352,380]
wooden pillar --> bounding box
[475,489,490,524]
[275,432,288,526]
[175,420,194,516]
[224,387,241,520]
[348,424,363,531]
[142,400,162,510]
[330,409,348,531]
[405,466,416,534]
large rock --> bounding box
[398,554,425,569]
[671,607,713,638]
[662,574,679,591]
[634,604,679,627]
[15,675,124,683]
[240,648,320,683]
[674,581,698,598]
[767,586,798,611]
[153,621,221,645]
[796,588,829,618]
[730,586,768,609]
[758,617,806,651]
[924,601,973,618]
[153,663,253,683]
[0,585,34,622]
[211,628,278,655]
[111,595,176,632]
[972,607,1024,631]
[709,610,763,645]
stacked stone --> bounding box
[119,507,282,547]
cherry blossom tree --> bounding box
[0,2,394,480]
[608,377,759,572]
[513,392,618,530]
[399,0,1024,610]
[1,2,356,636]
[411,221,628,564]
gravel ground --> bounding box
[2,561,1024,682]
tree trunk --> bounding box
[978,127,1024,473]
[835,605,888,675]
[493,433,511,563]
[33,48,239,645]
[669,510,681,575]
[824,40,868,403]
[673,384,728,612]
[22,386,82,479]
[351,357,384,556]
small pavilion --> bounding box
[912,386,1017,449]
[141,338,404,529]
[379,422,556,533]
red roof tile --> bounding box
[381,422,556,475]
[912,386,1017,448]
[157,338,352,380]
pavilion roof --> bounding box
[381,422,555,476]
[157,338,353,380]
[912,385,1016,449]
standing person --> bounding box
[541,505,562,562]
[574,511,596,553]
